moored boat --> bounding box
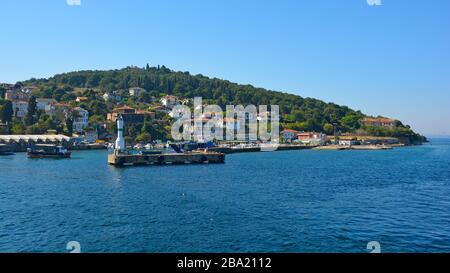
[0,144,15,156]
[27,144,71,159]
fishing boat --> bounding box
[27,144,71,159]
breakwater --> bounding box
[108,151,225,167]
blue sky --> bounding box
[1,0,449,136]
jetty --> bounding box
[108,115,225,167]
[108,151,225,167]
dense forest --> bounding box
[1,65,425,143]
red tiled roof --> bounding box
[136,110,155,115]
[113,105,135,111]
[281,129,299,133]
[50,102,71,107]
[163,95,178,99]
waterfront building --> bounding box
[362,117,396,128]
[0,135,71,151]
[72,107,89,133]
[297,132,326,146]
[281,129,300,142]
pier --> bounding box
[108,151,225,167]
[108,115,225,167]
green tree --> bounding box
[0,87,5,99]
[11,123,26,134]
[89,114,106,124]
[26,124,45,134]
[340,114,361,130]
[291,110,305,122]
[16,65,425,142]
[136,132,151,143]
[66,117,74,136]
[138,91,151,103]
[44,116,58,131]
[25,96,37,125]
[284,121,309,132]
[323,123,334,135]
[0,100,14,124]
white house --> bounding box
[160,95,179,109]
[297,132,326,146]
[12,101,28,118]
[36,98,57,111]
[129,87,146,97]
[72,107,89,133]
[45,102,71,116]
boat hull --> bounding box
[27,152,71,159]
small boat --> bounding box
[27,144,71,159]
[0,144,15,156]
[168,141,216,153]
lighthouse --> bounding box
[115,115,125,152]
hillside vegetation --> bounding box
[1,65,425,143]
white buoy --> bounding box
[115,115,125,152]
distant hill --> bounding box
[17,65,425,143]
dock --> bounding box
[108,151,225,167]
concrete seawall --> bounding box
[108,152,225,167]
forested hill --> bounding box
[19,65,424,142]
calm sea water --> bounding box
[1,139,450,253]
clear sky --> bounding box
[1,0,449,136]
